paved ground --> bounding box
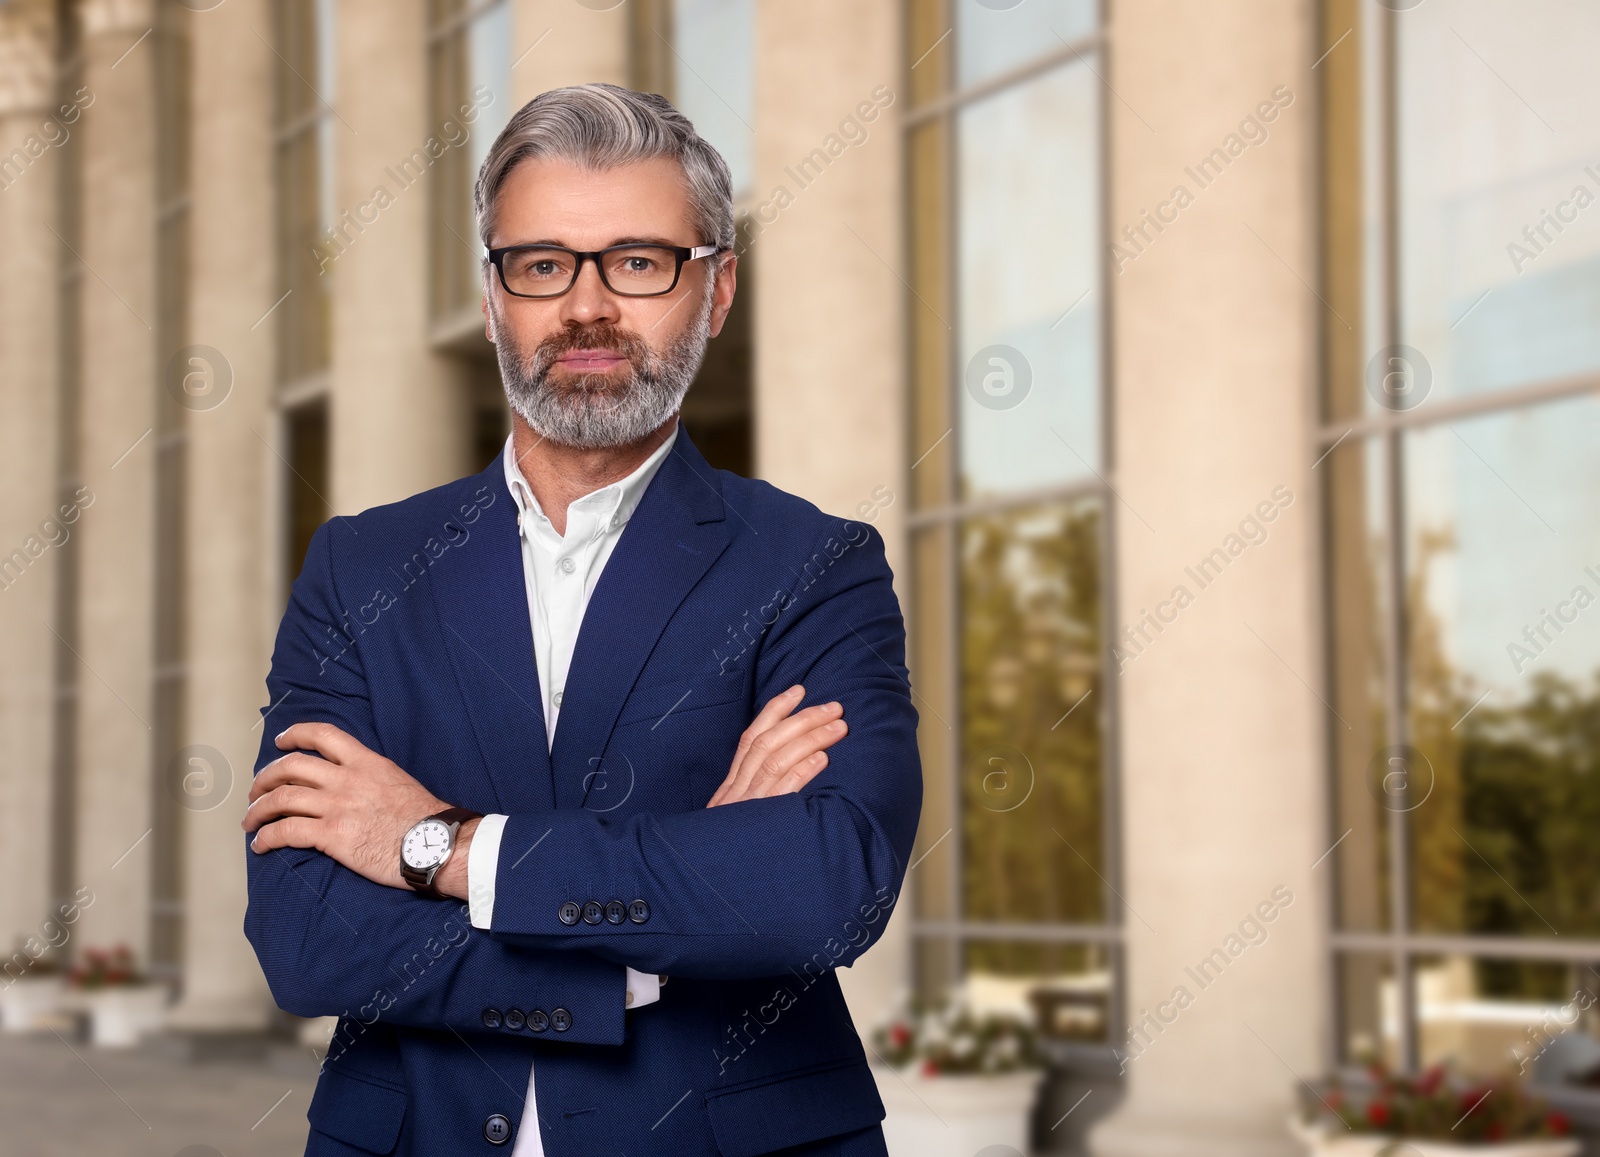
[0,1031,317,1157]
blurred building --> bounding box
[3,0,1600,1154]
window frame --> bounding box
[1317,0,1600,1079]
[901,0,1123,1063]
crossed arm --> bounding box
[244,685,850,901]
[242,519,919,1038]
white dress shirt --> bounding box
[466,425,676,1156]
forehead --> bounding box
[489,155,697,247]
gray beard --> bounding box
[493,291,713,450]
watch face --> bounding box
[402,819,452,870]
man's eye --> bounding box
[624,256,657,272]
[531,261,559,276]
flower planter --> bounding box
[70,985,169,1048]
[873,1065,1044,1157]
[1291,1115,1580,1157]
[0,975,65,1033]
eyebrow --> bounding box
[493,235,687,250]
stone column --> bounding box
[0,0,61,962]
[751,0,907,1031]
[69,0,159,958]
[162,0,275,1033]
[511,0,627,104]
[329,0,473,516]
[1089,3,1326,1155]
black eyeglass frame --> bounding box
[484,241,723,299]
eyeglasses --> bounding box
[485,242,721,299]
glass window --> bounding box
[627,0,755,475]
[906,0,1113,1059]
[1321,0,1600,1078]
[1389,2,1600,412]
[957,63,1099,498]
[428,0,514,322]
[275,0,336,384]
[955,0,1095,89]
[671,0,754,198]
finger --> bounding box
[770,750,830,797]
[746,719,847,796]
[249,816,320,854]
[275,721,366,764]
[722,686,805,788]
[725,703,843,801]
[712,720,846,808]
[715,702,841,806]
[243,784,327,833]
[247,752,334,805]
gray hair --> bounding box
[473,83,735,253]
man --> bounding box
[242,83,921,1156]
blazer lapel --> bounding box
[428,461,555,814]
[548,431,733,807]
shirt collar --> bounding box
[501,422,680,533]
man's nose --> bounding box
[558,257,622,327]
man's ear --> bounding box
[482,295,495,343]
[707,253,739,339]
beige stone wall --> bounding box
[751,0,908,1032]
[0,0,62,962]
[70,0,159,958]
[1091,1,1325,1154]
[329,0,475,516]
[511,0,628,103]
[166,0,276,1031]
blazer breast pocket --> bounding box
[615,670,747,728]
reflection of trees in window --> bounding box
[960,501,1102,977]
[1405,524,1600,996]
[1406,526,1465,937]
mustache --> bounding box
[530,322,651,383]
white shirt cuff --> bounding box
[466,813,508,930]
[467,813,661,1009]
[626,968,661,1009]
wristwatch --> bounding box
[400,807,483,900]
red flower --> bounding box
[1547,1112,1571,1136]
[920,1059,939,1077]
[1486,1122,1505,1142]
[1366,1101,1391,1128]
[1417,1065,1446,1095]
[889,1024,911,1049]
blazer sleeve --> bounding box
[484,519,923,979]
[242,520,629,1044]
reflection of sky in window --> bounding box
[955,0,1096,88]
[468,3,512,189]
[673,0,754,197]
[1405,397,1600,695]
[957,62,1098,499]
[1395,0,1600,409]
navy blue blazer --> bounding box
[244,430,922,1156]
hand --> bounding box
[243,722,457,891]
[707,685,847,808]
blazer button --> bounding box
[550,1007,572,1032]
[604,899,627,925]
[558,901,582,926]
[582,900,604,925]
[484,1113,512,1145]
[481,1008,502,1030]
[528,1009,549,1032]
[504,1008,525,1031]
[628,899,650,924]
